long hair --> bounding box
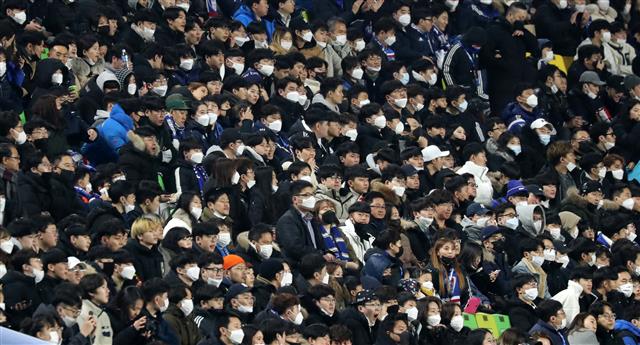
[210,157,236,187]
[254,166,275,215]
[31,94,64,129]
[430,237,466,296]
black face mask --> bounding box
[57,169,75,184]
[492,239,505,252]
[97,25,110,36]
[353,222,371,240]
[395,331,411,345]
[389,219,401,228]
[33,138,48,150]
[100,261,115,276]
[441,256,456,267]
[321,210,339,225]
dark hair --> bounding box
[142,277,170,302]
[79,274,106,299]
[536,299,563,322]
[299,253,326,280]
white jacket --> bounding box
[603,40,636,76]
[457,161,493,205]
[552,280,583,325]
[340,219,374,264]
[78,300,113,345]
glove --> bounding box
[162,149,173,163]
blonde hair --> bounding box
[131,215,162,239]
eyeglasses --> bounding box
[370,204,385,209]
[600,313,616,320]
[320,296,336,303]
[203,267,224,274]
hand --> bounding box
[323,253,336,262]
[581,10,590,24]
[162,149,173,163]
[570,11,578,24]
[24,20,43,32]
[307,157,317,171]
[133,316,147,331]
[352,0,365,13]
[12,300,31,311]
[512,30,524,37]
[489,270,499,282]
[259,87,269,102]
[596,59,605,71]
[80,316,97,337]
[87,129,98,141]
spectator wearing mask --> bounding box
[77,274,113,345]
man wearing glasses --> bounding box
[276,180,326,262]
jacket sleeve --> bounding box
[248,193,265,226]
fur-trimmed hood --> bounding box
[370,180,402,206]
[562,187,619,211]
[126,130,160,156]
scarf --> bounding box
[320,225,350,262]
[193,164,207,197]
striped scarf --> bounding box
[320,225,350,262]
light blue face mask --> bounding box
[539,134,551,146]
[399,72,410,85]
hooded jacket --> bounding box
[0,270,42,328]
[163,304,201,345]
[77,300,112,345]
[16,170,52,218]
[457,161,493,205]
[363,247,403,286]
[568,329,599,345]
[552,279,584,325]
[118,131,161,188]
[516,204,547,238]
[99,103,134,152]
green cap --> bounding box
[165,94,191,111]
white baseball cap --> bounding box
[530,118,557,135]
[422,145,450,162]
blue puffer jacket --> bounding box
[99,103,134,152]
[614,320,640,345]
[232,5,275,40]
[501,101,544,134]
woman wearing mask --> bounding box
[375,315,412,345]
[173,140,208,197]
[428,238,469,304]
[486,131,527,173]
[439,302,469,345]
[458,242,492,305]
[19,313,63,345]
[159,227,193,271]
[69,35,105,87]
[109,286,150,345]
[164,192,203,235]
[270,29,296,56]
[316,200,357,269]
[183,101,215,152]
[249,166,278,226]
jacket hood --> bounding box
[33,58,67,89]
[126,130,149,153]
[615,319,640,335]
[516,204,546,236]
[110,104,135,131]
[563,187,588,208]
[96,70,120,91]
[370,180,401,206]
[567,279,584,295]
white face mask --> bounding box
[0,263,6,279]
[179,298,194,316]
[120,265,136,280]
[427,314,441,326]
[507,144,522,156]
[189,150,204,164]
[33,268,45,283]
[457,100,468,112]
[351,67,364,80]
[384,35,396,46]
[394,122,405,134]
[298,94,308,105]
[612,169,624,180]
[415,102,425,111]
[374,115,387,129]
[237,304,253,313]
[543,249,556,261]
[450,315,464,331]
[505,217,519,229]
[285,91,300,103]
[218,232,232,247]
[406,306,419,321]
[317,41,327,48]
[196,114,210,127]
[208,112,218,125]
[231,62,245,75]
[345,128,358,141]
[258,64,274,76]
[51,73,63,85]
[153,85,168,97]
[280,39,293,50]
[190,206,203,219]
[628,232,637,242]
[0,239,13,254]
[48,330,60,345]
[176,2,190,11]
[548,227,562,239]
[557,0,568,8]
[392,185,406,197]
[0,62,6,77]
[526,94,538,108]
[575,3,586,12]
[12,11,27,25]
[180,58,194,71]
[531,255,545,266]
[567,161,577,172]
[523,287,538,301]
[534,220,543,233]
[302,31,313,42]
[480,0,492,4]
[247,179,256,189]
[300,175,313,183]
[257,244,273,259]
[143,27,155,39]
[62,314,78,327]
[321,272,330,284]
[293,311,304,325]
[618,282,633,297]
[159,297,169,312]
[335,34,347,45]
[268,119,283,132]
[539,133,551,146]
[14,130,26,145]
[235,144,246,156]
[598,167,607,179]
[301,195,316,209]
[394,97,408,108]
[207,277,223,287]
[186,266,200,281]
[398,14,411,26]
[127,83,137,95]
[355,39,366,52]
[602,31,612,42]
[622,197,635,210]
[280,271,293,286]
[359,99,370,107]
[229,329,245,344]
[234,36,250,46]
